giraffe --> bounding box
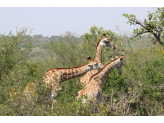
[77,33,116,86]
[77,54,123,104]
[43,56,104,99]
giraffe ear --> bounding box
[120,55,123,60]
[120,58,123,61]
[88,64,93,68]
[110,58,114,61]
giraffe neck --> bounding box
[93,60,119,86]
[94,45,103,63]
[49,63,89,76]
[59,64,90,82]
[61,69,89,82]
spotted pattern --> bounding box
[78,33,116,86]
[77,55,123,104]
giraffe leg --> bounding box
[50,88,62,99]
[50,82,62,99]
[50,84,62,109]
[51,99,57,109]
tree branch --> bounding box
[134,31,148,37]
[135,20,163,45]
[153,33,163,45]
[135,20,146,28]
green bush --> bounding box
[0,26,164,116]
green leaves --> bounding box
[0,27,34,81]
[148,13,153,20]
[49,32,84,68]
[122,13,137,25]
[123,7,164,46]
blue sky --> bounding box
[0,2,159,37]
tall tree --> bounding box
[0,28,34,81]
[123,7,164,46]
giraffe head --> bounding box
[115,54,123,75]
[86,56,104,71]
[98,33,116,49]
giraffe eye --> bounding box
[103,40,108,43]
[88,65,92,67]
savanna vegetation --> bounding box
[0,8,164,116]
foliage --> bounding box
[123,7,164,46]
[0,26,164,116]
[33,34,43,39]
[0,27,34,81]
[49,31,85,68]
